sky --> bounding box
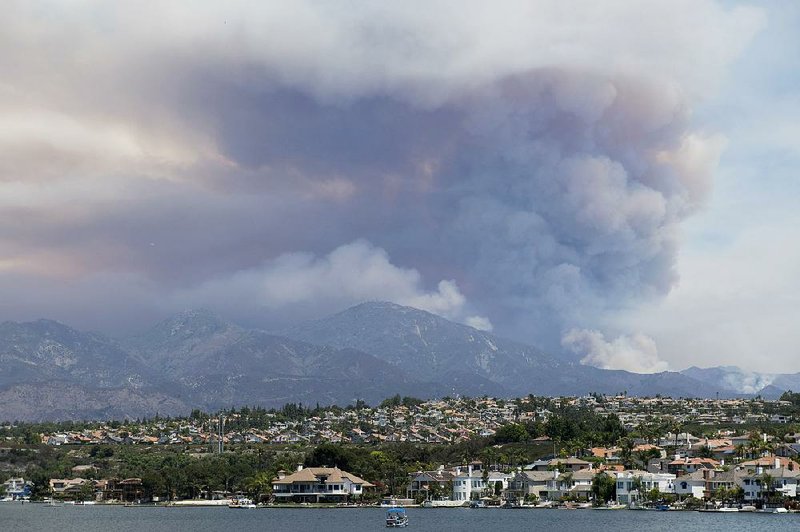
[0,1,797,374]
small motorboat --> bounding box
[228,497,256,509]
[386,507,409,527]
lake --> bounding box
[1,504,798,532]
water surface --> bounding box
[1,503,797,532]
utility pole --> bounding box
[218,415,225,454]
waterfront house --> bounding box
[271,466,373,503]
[739,458,800,501]
[451,466,512,502]
[673,469,737,499]
[406,468,456,500]
[615,471,676,504]
[2,477,32,499]
[547,469,597,501]
[505,470,557,501]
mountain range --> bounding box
[0,302,792,421]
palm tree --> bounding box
[760,473,774,502]
[631,476,644,503]
[245,472,272,504]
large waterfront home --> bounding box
[673,469,737,499]
[2,477,32,500]
[614,471,676,504]
[406,468,456,500]
[271,466,374,503]
[506,470,558,501]
[739,459,800,501]
[451,465,512,502]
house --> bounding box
[547,469,597,501]
[451,466,512,502]
[615,471,676,503]
[530,457,592,472]
[2,477,32,500]
[119,478,144,502]
[406,468,456,500]
[505,470,557,502]
[272,466,374,503]
[775,443,800,459]
[591,447,620,460]
[740,456,800,471]
[674,469,737,499]
[738,458,800,501]
[50,478,90,495]
[667,457,719,476]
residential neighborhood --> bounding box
[2,393,800,510]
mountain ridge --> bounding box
[0,303,771,421]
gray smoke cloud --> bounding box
[0,1,765,362]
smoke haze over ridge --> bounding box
[4,1,795,374]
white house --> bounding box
[271,466,373,503]
[2,478,31,499]
[739,463,800,502]
[546,469,597,500]
[615,471,676,504]
[451,466,512,502]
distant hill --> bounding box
[0,303,737,421]
[283,302,729,399]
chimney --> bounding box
[297,464,304,472]
[775,457,781,470]
[468,465,473,477]
[277,470,286,480]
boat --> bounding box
[386,507,409,527]
[760,507,788,513]
[594,503,626,510]
[422,497,468,508]
[380,498,414,507]
[228,497,257,509]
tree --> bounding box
[591,472,616,505]
[619,438,634,469]
[696,445,714,459]
[493,424,528,444]
[245,472,273,504]
[28,470,52,501]
[631,476,643,502]
[77,482,94,503]
[760,473,775,501]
